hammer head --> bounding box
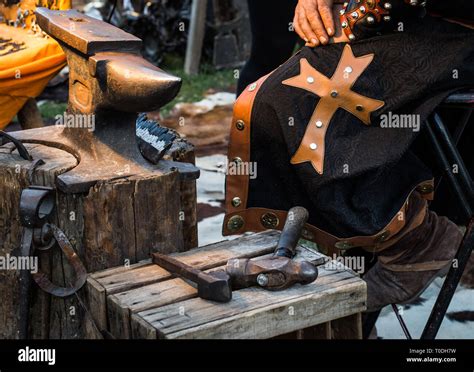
[197,270,232,303]
[226,257,318,291]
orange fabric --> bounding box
[0,0,70,129]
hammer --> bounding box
[152,253,232,303]
[226,207,319,290]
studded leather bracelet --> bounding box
[339,0,427,41]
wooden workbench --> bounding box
[86,230,366,339]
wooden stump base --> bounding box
[0,140,197,339]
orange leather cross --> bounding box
[282,44,385,174]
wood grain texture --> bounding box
[331,312,363,339]
[0,144,77,339]
[165,138,197,250]
[0,139,196,339]
[107,242,324,338]
[88,231,281,297]
[86,231,283,337]
[132,173,184,259]
[135,266,366,339]
[299,321,332,339]
[85,277,108,338]
[87,230,364,340]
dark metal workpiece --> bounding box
[0,130,32,161]
[17,186,56,339]
[19,186,56,228]
[32,225,88,298]
[136,113,176,164]
[226,207,318,291]
[152,253,232,303]
[10,8,199,193]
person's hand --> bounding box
[293,0,335,47]
[294,2,350,46]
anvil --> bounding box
[6,8,199,193]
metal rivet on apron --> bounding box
[260,212,279,229]
[231,197,242,207]
[310,143,318,150]
[307,76,315,84]
[232,157,243,165]
[315,120,323,128]
[335,241,354,250]
[227,215,244,232]
[302,228,314,240]
[377,230,391,242]
[248,83,257,91]
[356,104,364,111]
[331,90,338,98]
[236,120,245,131]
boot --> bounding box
[363,195,462,313]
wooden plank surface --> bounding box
[134,265,366,339]
[86,231,287,332]
[86,230,365,340]
[331,313,363,339]
[107,243,325,339]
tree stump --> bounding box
[0,140,197,339]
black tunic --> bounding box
[246,15,474,238]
